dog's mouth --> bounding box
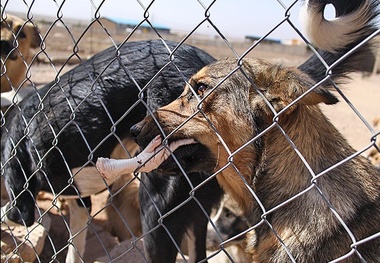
[8,52,18,60]
[168,142,199,159]
[131,120,216,174]
[156,140,216,175]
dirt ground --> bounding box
[321,74,379,156]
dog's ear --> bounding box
[252,66,338,113]
[27,23,41,48]
[299,84,339,106]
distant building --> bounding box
[245,35,305,46]
[245,35,281,45]
[281,39,304,46]
[93,17,170,35]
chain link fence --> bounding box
[1,0,379,262]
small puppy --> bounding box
[207,197,250,263]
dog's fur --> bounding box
[1,40,223,262]
[1,14,41,93]
[103,173,142,242]
[139,170,223,263]
[131,1,380,262]
[367,117,380,169]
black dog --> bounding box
[1,40,222,262]
[139,170,223,263]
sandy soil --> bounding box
[321,74,379,155]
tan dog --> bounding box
[1,14,41,93]
[103,174,143,242]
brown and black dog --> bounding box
[1,14,41,93]
[131,0,380,262]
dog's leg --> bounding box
[0,203,20,227]
[140,171,223,263]
[63,165,120,262]
[187,222,210,263]
[65,199,89,263]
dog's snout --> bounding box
[130,122,143,139]
[0,40,17,60]
[1,40,11,51]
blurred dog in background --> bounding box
[1,14,41,93]
[207,197,250,263]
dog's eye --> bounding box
[15,26,26,39]
[196,83,208,97]
[18,31,26,39]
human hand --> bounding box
[137,135,196,173]
[96,135,196,179]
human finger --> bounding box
[143,135,162,153]
[168,138,196,152]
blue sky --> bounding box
[3,0,335,41]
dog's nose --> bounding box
[0,41,17,60]
[130,122,143,139]
[1,40,12,52]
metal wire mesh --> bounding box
[1,0,379,262]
